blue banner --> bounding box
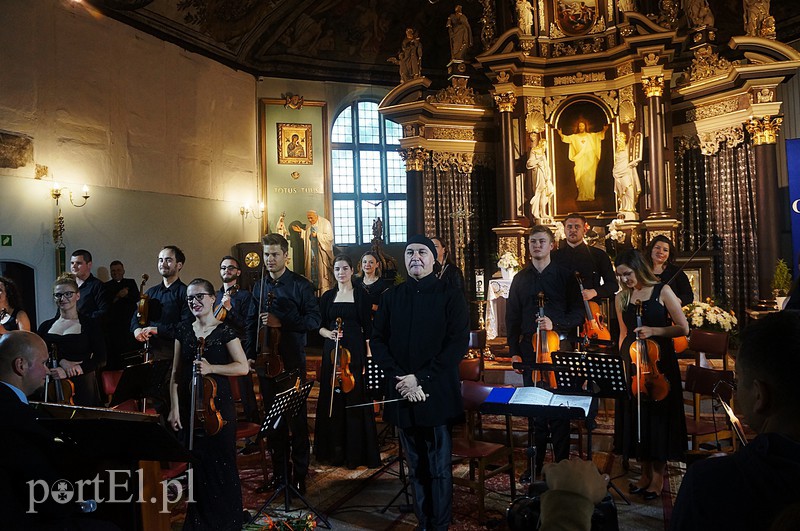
[787,138,800,278]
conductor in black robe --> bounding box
[371,235,469,531]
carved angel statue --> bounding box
[618,0,636,12]
[516,0,534,35]
[612,132,642,218]
[743,0,775,38]
[526,137,554,223]
[388,27,422,83]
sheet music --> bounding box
[508,387,592,415]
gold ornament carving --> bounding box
[549,23,566,38]
[619,100,636,124]
[403,123,424,138]
[544,95,567,120]
[497,71,510,83]
[553,71,606,85]
[427,77,476,105]
[617,63,633,76]
[697,127,745,155]
[643,53,659,66]
[686,97,739,122]
[598,90,619,113]
[494,92,517,113]
[538,0,546,34]
[399,147,430,172]
[642,75,664,98]
[428,128,476,141]
[657,0,679,29]
[588,17,607,34]
[520,39,536,55]
[553,42,578,57]
[686,45,732,83]
[525,96,544,114]
[745,116,782,146]
[479,0,497,49]
[523,74,543,86]
[431,151,474,173]
[284,94,304,110]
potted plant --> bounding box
[772,258,792,309]
[497,252,520,280]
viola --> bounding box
[629,300,669,402]
[574,272,611,342]
[256,291,284,378]
[213,285,239,322]
[136,274,150,327]
[44,344,75,405]
[531,292,559,388]
[328,317,355,417]
[188,337,225,451]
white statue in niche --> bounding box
[516,0,535,35]
[612,131,642,219]
[618,0,636,12]
[527,135,554,223]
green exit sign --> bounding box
[1,235,11,246]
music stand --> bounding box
[379,428,413,515]
[551,350,631,504]
[250,380,330,529]
[109,359,171,410]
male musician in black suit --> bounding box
[551,213,618,310]
[216,255,258,422]
[103,261,140,369]
[371,235,469,531]
[71,249,109,321]
[131,246,193,362]
[507,225,584,481]
[250,233,320,495]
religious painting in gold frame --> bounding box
[277,123,312,165]
[554,0,598,36]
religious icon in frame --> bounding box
[554,0,598,36]
[277,123,312,165]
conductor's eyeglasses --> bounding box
[53,291,76,300]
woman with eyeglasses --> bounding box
[36,274,106,406]
[0,276,31,333]
[167,278,249,530]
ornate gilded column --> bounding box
[746,115,783,305]
[642,69,668,218]
[400,147,429,236]
[493,91,520,227]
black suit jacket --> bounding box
[78,274,110,320]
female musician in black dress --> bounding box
[355,251,392,313]
[315,255,381,469]
[167,278,249,530]
[614,250,689,500]
[431,235,465,293]
[37,275,105,406]
[645,235,694,307]
[0,276,31,333]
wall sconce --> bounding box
[240,202,264,220]
[51,182,91,207]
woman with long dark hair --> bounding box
[315,255,381,468]
[167,278,249,530]
[355,251,392,312]
[0,276,31,333]
[431,235,465,293]
[614,250,689,500]
[644,235,693,307]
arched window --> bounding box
[330,101,406,245]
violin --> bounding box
[44,344,75,405]
[256,291,284,378]
[531,292,559,388]
[629,300,669,402]
[188,337,225,451]
[136,274,150,327]
[213,285,239,322]
[328,317,355,417]
[574,272,611,342]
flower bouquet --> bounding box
[497,252,520,280]
[682,298,738,333]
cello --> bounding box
[531,292,559,388]
[188,337,225,451]
[328,317,355,417]
[574,272,611,342]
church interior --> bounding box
[2,0,800,529]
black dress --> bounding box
[314,288,382,468]
[1,308,22,331]
[37,314,106,406]
[615,284,687,462]
[355,276,392,313]
[655,262,694,307]
[175,321,243,531]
